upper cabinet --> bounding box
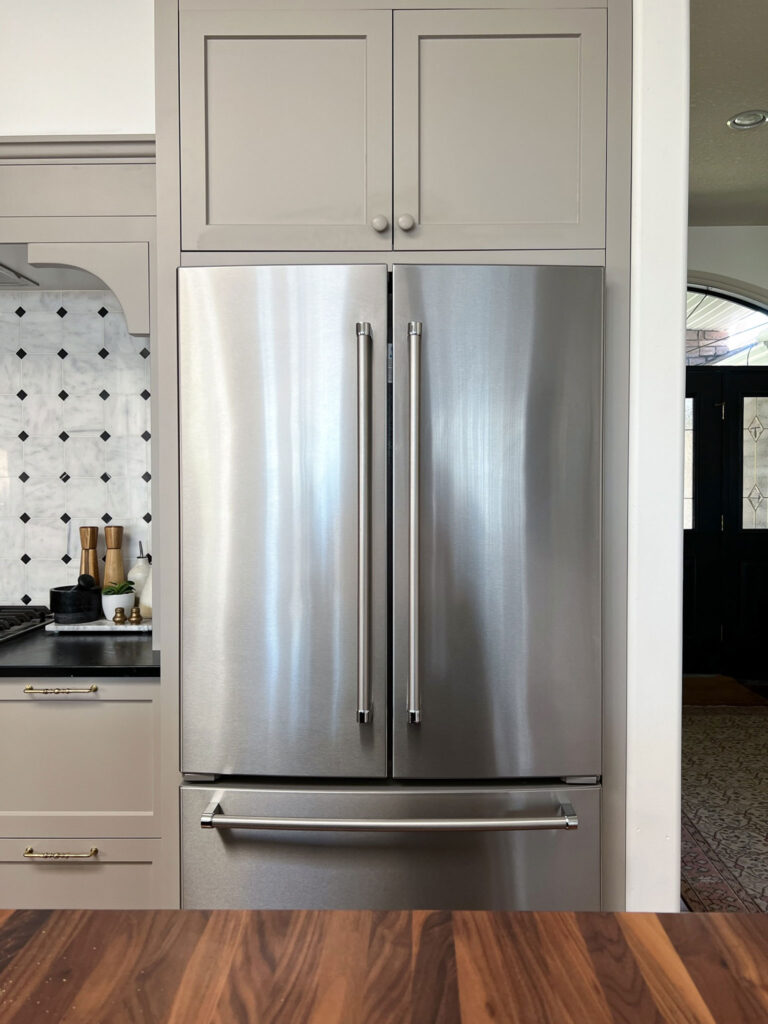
[179,7,606,252]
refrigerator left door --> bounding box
[179,265,388,777]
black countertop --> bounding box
[0,628,160,676]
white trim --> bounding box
[625,0,688,910]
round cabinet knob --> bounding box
[397,214,416,232]
[371,215,389,233]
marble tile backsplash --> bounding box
[0,290,151,605]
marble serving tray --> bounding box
[46,619,152,633]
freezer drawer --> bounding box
[182,783,600,910]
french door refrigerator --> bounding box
[179,263,603,910]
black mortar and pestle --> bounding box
[49,574,103,624]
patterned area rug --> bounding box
[682,706,768,912]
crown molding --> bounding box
[0,135,156,163]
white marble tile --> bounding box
[105,395,149,437]
[5,291,60,315]
[63,348,115,394]
[0,396,21,433]
[0,558,25,602]
[59,314,104,353]
[108,477,150,520]
[22,395,61,435]
[104,315,133,348]
[23,478,64,517]
[0,437,23,477]
[18,317,63,353]
[0,477,21,516]
[106,436,148,478]
[0,350,21,393]
[25,518,68,558]
[0,516,24,552]
[27,558,68,604]
[0,317,20,358]
[62,395,105,432]
[66,477,107,518]
[60,290,111,316]
[21,353,62,395]
[22,438,62,478]
[65,435,104,477]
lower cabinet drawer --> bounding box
[0,838,162,909]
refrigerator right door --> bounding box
[392,265,603,779]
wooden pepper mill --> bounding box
[78,526,100,587]
[104,526,125,587]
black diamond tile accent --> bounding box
[102,513,112,524]
[98,306,108,318]
[18,472,29,483]
[59,431,69,442]
[15,307,25,318]
[57,306,67,318]
[140,389,151,400]
[16,390,27,401]
[62,554,72,564]
[20,553,30,564]
[18,431,28,442]
[143,513,152,524]
[60,472,70,483]
[58,390,69,401]
[19,512,30,523]
[140,347,150,359]
[141,430,151,442]
[21,595,31,605]
[142,471,151,482]
[99,389,110,401]
[100,430,111,442]
[57,348,68,360]
[98,348,109,359]
[15,348,26,360]
[100,472,111,483]
[60,513,71,524]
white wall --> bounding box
[688,226,768,300]
[625,0,688,910]
[0,1,154,136]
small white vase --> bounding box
[101,592,135,621]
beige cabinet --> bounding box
[180,10,393,251]
[0,676,163,908]
[393,9,606,250]
[179,7,606,252]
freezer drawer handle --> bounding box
[23,684,98,695]
[407,321,422,725]
[200,800,578,832]
[23,846,99,860]
[356,322,373,725]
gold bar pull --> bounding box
[23,847,99,860]
[23,684,98,695]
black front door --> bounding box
[684,367,768,677]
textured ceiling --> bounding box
[690,0,768,225]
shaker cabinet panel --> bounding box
[180,11,392,251]
[393,9,607,250]
[0,678,160,839]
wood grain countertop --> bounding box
[0,909,766,1023]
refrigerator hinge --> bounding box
[183,773,219,783]
[387,341,393,382]
[560,775,600,785]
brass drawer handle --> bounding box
[23,847,99,860]
[23,684,98,695]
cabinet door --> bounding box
[180,11,392,251]
[393,10,606,250]
[0,678,160,839]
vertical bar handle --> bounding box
[408,321,422,724]
[356,322,372,724]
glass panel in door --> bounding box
[742,396,768,528]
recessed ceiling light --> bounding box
[726,110,768,130]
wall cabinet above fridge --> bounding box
[179,7,607,252]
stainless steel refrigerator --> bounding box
[179,263,603,910]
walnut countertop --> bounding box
[0,908,766,1022]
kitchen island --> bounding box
[0,908,765,1022]
[0,630,159,676]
